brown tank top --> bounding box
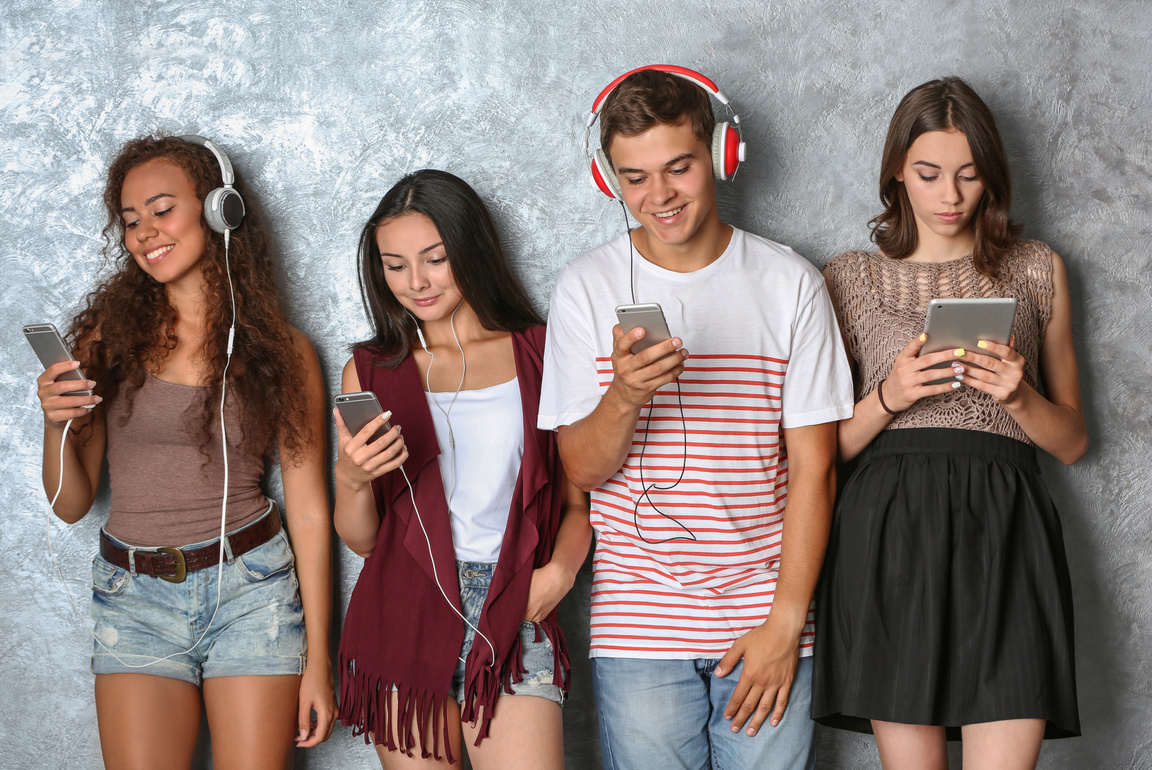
[104,373,269,546]
[822,240,1054,445]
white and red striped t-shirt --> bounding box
[539,228,853,659]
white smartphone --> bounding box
[922,298,1018,385]
[23,323,95,404]
[615,303,673,355]
[334,391,392,443]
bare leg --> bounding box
[463,695,563,770]
[961,719,1045,770]
[375,691,463,769]
[202,675,301,770]
[95,674,202,770]
[872,720,948,770]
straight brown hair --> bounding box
[871,77,1022,278]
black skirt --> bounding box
[812,428,1079,739]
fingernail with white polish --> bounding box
[951,381,962,389]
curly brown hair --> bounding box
[871,77,1022,278]
[67,136,311,461]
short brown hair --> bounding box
[871,77,1021,278]
[599,69,715,164]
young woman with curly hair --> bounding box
[35,135,335,769]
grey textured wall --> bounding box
[2,1,1149,768]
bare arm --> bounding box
[332,358,408,557]
[716,421,838,736]
[37,360,106,522]
[279,331,336,747]
[523,479,593,622]
[956,251,1087,464]
[557,325,687,491]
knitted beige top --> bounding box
[822,240,1054,445]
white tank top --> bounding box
[426,377,524,563]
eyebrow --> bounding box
[380,241,445,258]
[911,160,976,171]
[615,152,696,175]
[120,192,176,214]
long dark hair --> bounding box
[68,135,310,460]
[354,169,542,367]
[871,77,1022,278]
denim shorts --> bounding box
[90,517,306,685]
[450,560,564,707]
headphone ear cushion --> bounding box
[592,149,624,200]
[712,122,743,181]
[203,187,246,233]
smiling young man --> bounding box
[537,69,854,769]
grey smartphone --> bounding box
[922,298,1018,385]
[334,391,392,443]
[23,323,95,404]
[615,303,673,355]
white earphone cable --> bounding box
[407,304,494,664]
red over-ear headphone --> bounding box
[583,65,747,200]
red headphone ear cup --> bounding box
[592,150,623,199]
[723,125,742,179]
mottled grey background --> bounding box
[2,1,1149,768]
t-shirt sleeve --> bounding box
[538,270,604,430]
[780,275,855,429]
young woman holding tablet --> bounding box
[813,79,1086,769]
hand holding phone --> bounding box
[610,303,686,407]
[24,323,99,424]
[615,303,673,354]
[333,391,407,488]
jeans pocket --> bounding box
[236,531,295,583]
[92,556,130,597]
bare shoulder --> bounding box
[341,356,362,392]
[288,326,319,359]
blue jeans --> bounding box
[592,655,815,770]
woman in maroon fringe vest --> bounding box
[333,169,591,768]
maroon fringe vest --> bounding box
[337,326,570,762]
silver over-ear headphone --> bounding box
[180,135,246,234]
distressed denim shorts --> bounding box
[90,520,306,685]
[451,560,564,707]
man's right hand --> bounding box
[608,324,688,406]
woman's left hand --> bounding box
[295,657,337,747]
[523,563,575,622]
[954,338,1027,405]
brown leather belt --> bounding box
[99,508,281,584]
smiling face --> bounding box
[376,212,464,323]
[607,121,725,271]
[895,129,987,252]
[120,159,207,286]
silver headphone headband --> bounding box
[179,134,236,186]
